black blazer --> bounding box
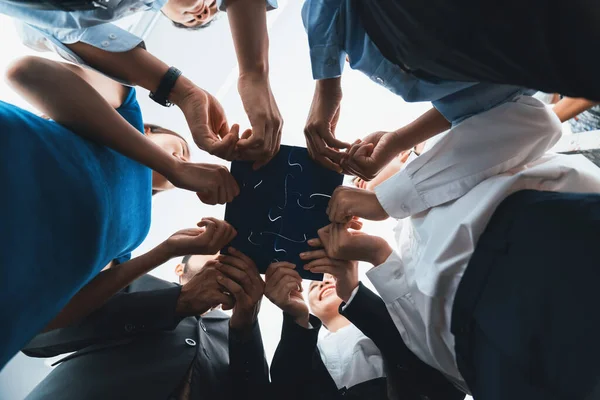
[270,282,465,400]
[22,275,269,400]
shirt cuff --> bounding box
[309,45,345,80]
[375,170,427,219]
[366,251,405,304]
[217,0,278,11]
[340,285,360,311]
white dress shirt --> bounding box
[317,323,386,390]
[368,97,600,392]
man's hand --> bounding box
[327,186,389,223]
[341,131,403,181]
[236,72,283,170]
[264,262,309,328]
[165,218,237,257]
[176,260,234,316]
[304,78,350,173]
[215,247,265,333]
[176,86,240,161]
[316,222,392,266]
[300,240,358,303]
[166,161,240,205]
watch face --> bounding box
[223,145,343,280]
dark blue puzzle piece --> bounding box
[223,145,343,280]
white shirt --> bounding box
[317,323,386,390]
[368,96,600,392]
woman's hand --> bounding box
[165,218,237,257]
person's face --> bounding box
[307,274,342,321]
[162,0,219,28]
[145,125,190,192]
[175,254,217,284]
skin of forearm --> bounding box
[553,97,600,122]
[7,56,177,176]
[391,107,451,152]
[43,243,173,332]
[226,0,270,76]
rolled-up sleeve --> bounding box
[375,95,563,219]
[19,23,143,84]
[301,0,346,80]
[217,0,278,11]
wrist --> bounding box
[239,68,269,84]
[168,75,198,108]
[230,314,256,334]
[293,314,310,329]
[367,238,393,266]
[315,77,342,97]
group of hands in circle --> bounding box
[165,75,405,210]
[163,188,393,331]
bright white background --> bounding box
[0,2,466,398]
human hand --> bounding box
[166,161,239,205]
[264,262,309,327]
[317,222,392,266]
[327,186,389,223]
[236,72,283,170]
[340,130,403,181]
[177,86,240,161]
[215,247,265,333]
[304,78,351,173]
[300,239,358,303]
[165,218,237,257]
[176,259,234,316]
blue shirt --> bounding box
[302,0,530,124]
[0,88,152,368]
[2,0,276,79]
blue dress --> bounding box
[0,88,152,368]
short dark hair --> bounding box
[181,255,193,273]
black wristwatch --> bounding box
[149,66,182,107]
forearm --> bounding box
[7,56,176,176]
[553,97,599,122]
[226,0,270,77]
[390,107,451,153]
[43,243,173,332]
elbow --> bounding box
[5,56,51,88]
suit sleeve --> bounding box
[23,285,183,358]
[229,321,270,398]
[270,313,338,400]
[340,283,465,400]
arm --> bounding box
[44,218,237,332]
[224,0,283,168]
[375,96,562,219]
[270,313,337,400]
[24,281,183,357]
[229,322,270,398]
[6,56,176,179]
[553,97,599,122]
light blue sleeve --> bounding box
[17,22,143,85]
[216,0,278,11]
[301,0,346,80]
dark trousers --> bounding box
[452,190,600,400]
[357,0,600,100]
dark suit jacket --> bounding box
[22,275,269,400]
[270,282,465,400]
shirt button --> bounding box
[185,338,196,346]
[109,33,117,40]
[101,41,110,47]
[375,76,384,84]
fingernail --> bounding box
[303,265,309,270]
[307,239,316,245]
[217,276,223,281]
[229,246,236,252]
[300,253,307,258]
